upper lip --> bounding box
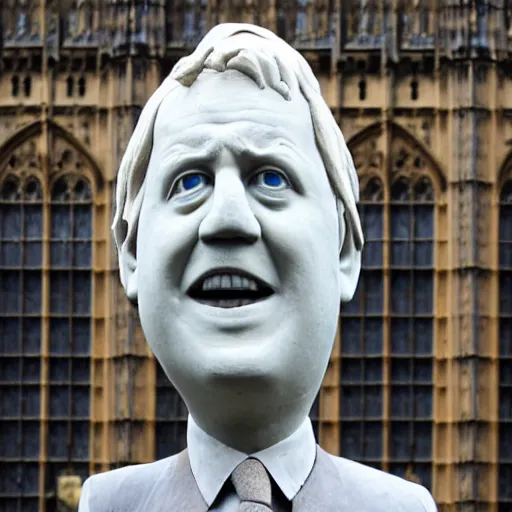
[187,267,276,295]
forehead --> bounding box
[153,70,316,152]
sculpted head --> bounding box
[112,24,364,451]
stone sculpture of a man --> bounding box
[78,23,437,511]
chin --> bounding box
[203,355,280,386]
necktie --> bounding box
[231,458,273,511]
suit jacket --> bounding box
[79,446,437,511]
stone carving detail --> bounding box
[470,0,489,48]
[294,0,333,46]
[391,138,432,183]
[46,1,60,55]
[352,137,384,177]
[346,0,382,48]
[49,138,89,179]
[351,128,441,194]
[2,138,41,177]
[401,0,434,48]
[63,0,99,46]
[440,0,497,54]
[3,0,41,46]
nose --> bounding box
[199,169,261,244]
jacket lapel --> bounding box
[292,446,349,511]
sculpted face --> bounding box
[135,70,344,448]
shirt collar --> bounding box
[187,415,317,507]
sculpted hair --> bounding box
[112,23,364,288]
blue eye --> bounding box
[182,174,202,190]
[173,173,210,197]
[255,170,290,190]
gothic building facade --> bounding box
[0,1,511,511]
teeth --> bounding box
[200,273,260,291]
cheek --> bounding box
[262,203,340,286]
[137,205,201,285]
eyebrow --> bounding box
[158,129,311,172]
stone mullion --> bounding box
[39,2,51,508]
[39,184,51,512]
[381,123,392,474]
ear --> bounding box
[338,207,362,303]
[120,233,139,305]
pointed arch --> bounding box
[347,120,448,192]
[339,118,440,490]
[497,150,512,191]
[0,120,104,190]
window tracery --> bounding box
[0,130,95,506]
[352,137,384,177]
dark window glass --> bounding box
[47,175,93,490]
[500,181,512,505]
[389,176,434,490]
[340,179,384,462]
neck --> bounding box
[188,400,307,453]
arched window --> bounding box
[388,176,434,489]
[499,179,512,506]
[0,174,43,512]
[46,175,92,493]
[340,177,385,469]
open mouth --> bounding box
[188,270,275,308]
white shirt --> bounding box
[187,415,317,510]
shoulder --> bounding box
[78,454,180,512]
[326,454,437,512]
